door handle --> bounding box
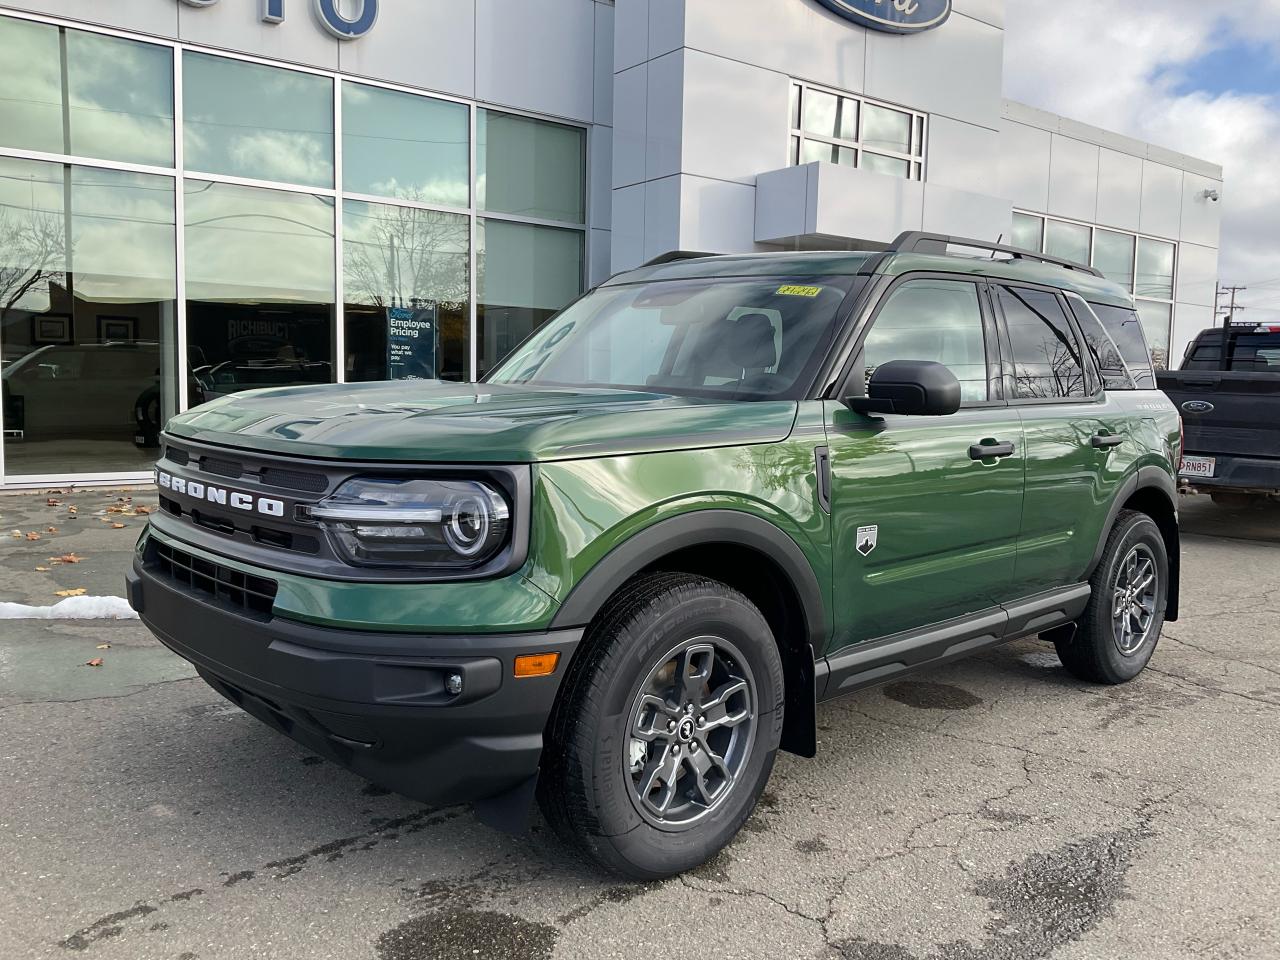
[1091,432,1125,450]
[969,440,1015,460]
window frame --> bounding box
[787,78,927,182]
[835,273,1005,409]
[989,280,1104,407]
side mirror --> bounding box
[845,359,962,416]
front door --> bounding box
[825,276,1025,653]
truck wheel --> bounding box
[1054,510,1168,685]
[538,572,785,880]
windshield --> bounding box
[484,276,858,400]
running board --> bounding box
[816,583,1090,701]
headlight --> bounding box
[310,477,511,569]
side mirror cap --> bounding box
[845,359,963,416]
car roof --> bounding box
[604,249,1135,308]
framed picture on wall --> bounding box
[97,316,138,342]
[31,314,72,345]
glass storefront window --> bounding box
[184,180,335,401]
[1011,213,1043,252]
[861,152,910,179]
[1136,238,1175,301]
[1044,219,1091,267]
[1136,300,1172,371]
[1,157,177,475]
[477,110,585,224]
[342,83,469,208]
[343,199,470,382]
[0,17,173,167]
[861,103,911,155]
[801,141,854,166]
[477,219,583,377]
[1093,229,1136,290]
[184,52,334,189]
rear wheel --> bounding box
[538,573,784,879]
[1055,510,1167,684]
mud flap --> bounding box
[472,772,539,834]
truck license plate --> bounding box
[1180,456,1216,479]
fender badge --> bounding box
[857,525,879,557]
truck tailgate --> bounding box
[1159,371,1280,458]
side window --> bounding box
[1066,297,1134,391]
[862,279,989,402]
[1085,302,1156,388]
[998,286,1087,400]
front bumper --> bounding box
[128,554,581,807]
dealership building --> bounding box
[0,0,1223,488]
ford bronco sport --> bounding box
[130,232,1182,879]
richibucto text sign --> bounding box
[177,0,379,39]
[814,0,952,34]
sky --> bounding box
[1002,0,1280,322]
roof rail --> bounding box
[642,250,715,267]
[887,232,1104,278]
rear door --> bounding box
[824,275,1024,652]
[993,284,1134,598]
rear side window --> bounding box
[1066,298,1135,391]
[1085,302,1156,388]
[1185,331,1280,372]
[997,286,1087,400]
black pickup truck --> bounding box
[1158,324,1280,503]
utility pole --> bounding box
[1218,284,1248,371]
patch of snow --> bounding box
[0,596,139,620]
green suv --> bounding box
[130,233,1181,879]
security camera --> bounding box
[1201,189,1221,202]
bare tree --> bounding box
[0,205,67,330]
[344,190,467,311]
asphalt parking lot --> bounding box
[1,489,1277,960]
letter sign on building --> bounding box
[814,0,952,34]
[176,0,379,39]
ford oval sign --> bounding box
[1182,400,1215,414]
[815,0,952,34]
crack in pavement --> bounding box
[0,676,199,712]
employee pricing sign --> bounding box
[387,305,438,381]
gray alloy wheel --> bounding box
[1111,543,1159,656]
[626,636,756,829]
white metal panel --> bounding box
[648,0,685,61]
[683,0,867,95]
[177,0,339,69]
[337,0,475,98]
[589,227,612,285]
[593,1,615,126]
[642,174,681,261]
[645,51,684,180]
[610,182,646,271]
[1139,160,1184,240]
[921,182,1011,242]
[1174,242,1218,308]
[1095,148,1143,233]
[1046,134,1099,224]
[476,0,595,122]
[614,0,649,72]
[677,175,756,252]
[864,12,1002,130]
[589,125,614,230]
[953,0,1004,28]
[925,117,998,193]
[0,0,177,37]
[1179,172,1223,248]
[680,50,788,185]
[1172,302,1214,369]
[755,164,815,243]
[998,119,1051,213]
[612,64,648,189]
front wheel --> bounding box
[538,573,784,879]
[1055,509,1168,684]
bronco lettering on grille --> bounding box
[156,469,286,518]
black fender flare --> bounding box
[549,509,826,758]
[1089,466,1180,621]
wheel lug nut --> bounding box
[690,742,699,753]
[667,720,677,732]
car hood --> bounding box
[164,380,800,463]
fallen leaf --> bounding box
[55,588,87,598]
[85,658,104,668]
[111,523,127,529]
[47,526,58,533]
[25,532,40,541]
[55,553,83,564]
[46,498,62,507]
[67,506,78,513]
[96,644,111,650]
[35,566,50,572]
[134,506,153,516]
[10,530,20,539]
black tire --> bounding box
[538,572,785,880]
[1055,509,1167,684]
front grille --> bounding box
[150,541,278,618]
[165,445,190,466]
[202,457,244,480]
[261,466,328,493]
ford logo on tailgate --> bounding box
[1182,400,1215,414]
[814,0,952,34]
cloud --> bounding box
[1003,1,1280,317]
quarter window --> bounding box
[862,280,989,402]
[998,287,1088,400]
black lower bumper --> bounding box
[128,558,581,807]
[1181,454,1280,495]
